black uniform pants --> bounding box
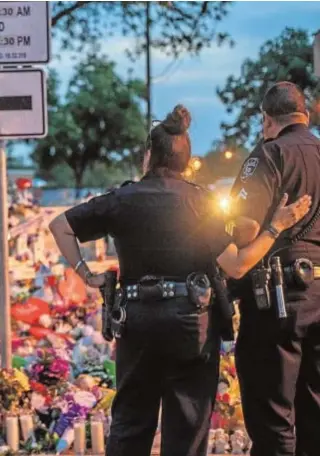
[236,283,320,456]
[106,297,221,456]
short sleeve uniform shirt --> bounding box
[65,174,234,283]
[231,124,320,264]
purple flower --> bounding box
[31,364,45,376]
[49,359,70,379]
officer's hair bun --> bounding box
[161,104,191,135]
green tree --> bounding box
[52,1,233,56]
[48,162,131,189]
[196,140,249,186]
[217,28,320,146]
[33,55,146,197]
[52,1,234,127]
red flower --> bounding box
[227,366,237,377]
[30,380,48,396]
[222,393,230,404]
[44,394,53,406]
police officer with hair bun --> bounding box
[231,81,320,456]
[49,103,310,456]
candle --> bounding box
[74,418,86,455]
[20,413,34,441]
[91,417,105,454]
[6,415,19,452]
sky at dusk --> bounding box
[15,1,320,164]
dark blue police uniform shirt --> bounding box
[231,123,320,264]
[65,173,233,283]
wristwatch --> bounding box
[85,270,94,284]
[266,224,280,239]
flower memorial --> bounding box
[4,227,249,454]
[0,265,117,454]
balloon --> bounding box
[29,326,52,340]
[58,269,86,304]
[11,297,50,324]
[16,177,32,190]
[103,359,116,380]
[45,275,58,288]
[74,390,97,408]
[12,337,25,351]
[12,355,27,368]
[29,326,72,341]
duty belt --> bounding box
[124,281,189,301]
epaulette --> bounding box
[183,179,203,191]
[120,180,136,187]
[225,220,236,236]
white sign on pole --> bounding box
[0,68,47,138]
[0,1,50,65]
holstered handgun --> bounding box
[100,270,117,342]
[212,263,235,341]
[186,272,212,311]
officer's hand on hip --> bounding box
[86,273,106,289]
[271,193,312,233]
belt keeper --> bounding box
[125,281,179,300]
[162,282,175,298]
[127,284,138,299]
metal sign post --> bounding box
[0,141,11,368]
[0,2,50,368]
[314,31,320,77]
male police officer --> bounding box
[231,81,320,456]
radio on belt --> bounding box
[271,256,287,319]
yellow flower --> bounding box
[93,389,116,413]
[13,369,30,391]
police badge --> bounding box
[240,157,259,182]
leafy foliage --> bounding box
[197,140,249,185]
[217,28,320,146]
[33,56,146,195]
[51,1,234,58]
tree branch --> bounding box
[51,1,91,27]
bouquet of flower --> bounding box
[213,352,244,432]
[29,349,70,387]
[0,368,30,413]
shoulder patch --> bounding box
[240,157,259,182]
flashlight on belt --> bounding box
[271,256,287,319]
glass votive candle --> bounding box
[74,417,86,455]
[19,411,34,442]
[5,413,19,452]
[90,415,105,455]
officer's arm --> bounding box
[217,234,277,279]
[232,216,260,248]
[217,194,312,278]
[49,213,90,282]
[49,193,117,282]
